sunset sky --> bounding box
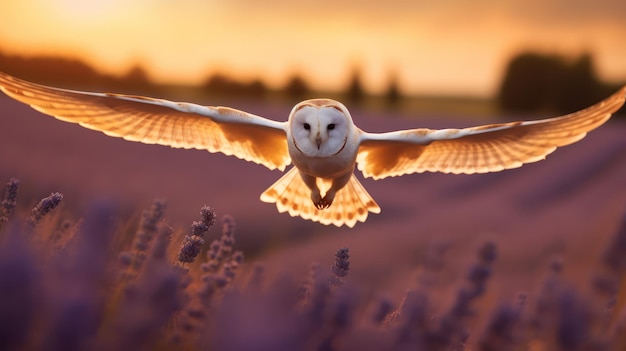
[1,0,625,97]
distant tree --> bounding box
[119,64,156,92]
[384,71,402,105]
[497,51,614,114]
[246,78,268,97]
[346,67,365,103]
[554,53,603,112]
[0,50,156,91]
[284,74,309,98]
[202,73,267,97]
[123,65,151,85]
[0,50,105,87]
[498,52,567,113]
[203,73,240,95]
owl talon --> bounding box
[314,198,332,210]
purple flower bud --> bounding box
[118,252,133,267]
[200,206,216,227]
[477,241,497,264]
[0,178,19,224]
[191,221,209,237]
[177,205,218,264]
[372,296,394,325]
[28,192,63,227]
[331,247,350,278]
[178,236,204,263]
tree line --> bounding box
[0,50,397,105]
[497,51,624,114]
[1,49,623,114]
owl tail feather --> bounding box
[260,167,381,227]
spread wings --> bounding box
[357,86,626,179]
[0,71,291,171]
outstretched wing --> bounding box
[357,86,626,179]
[0,71,291,171]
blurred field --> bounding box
[1,93,625,307]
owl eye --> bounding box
[303,123,311,130]
[327,124,335,130]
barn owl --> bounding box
[0,71,624,227]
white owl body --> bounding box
[289,148,356,179]
[287,128,359,178]
[284,99,365,210]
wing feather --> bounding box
[0,71,290,171]
[358,86,626,179]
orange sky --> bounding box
[1,0,625,97]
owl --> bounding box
[1,71,624,227]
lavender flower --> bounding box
[0,227,39,351]
[331,286,357,329]
[2,179,625,351]
[119,199,168,271]
[150,224,173,261]
[26,192,63,228]
[477,240,497,264]
[417,241,450,289]
[133,199,167,252]
[478,304,520,351]
[0,178,19,225]
[246,263,265,291]
[372,296,394,325]
[393,289,429,349]
[197,216,242,305]
[298,262,320,304]
[517,292,528,308]
[230,251,244,268]
[200,205,216,227]
[319,286,358,351]
[603,213,626,273]
[218,215,236,259]
[434,241,498,350]
[178,236,205,263]
[330,247,350,287]
[202,240,222,273]
[43,201,116,351]
[177,206,216,263]
[331,247,350,278]
[201,215,242,279]
[529,256,565,336]
[306,269,330,326]
[593,214,626,309]
[111,266,183,350]
[176,215,243,341]
[557,290,592,350]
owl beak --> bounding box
[314,134,322,149]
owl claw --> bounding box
[314,197,332,210]
[311,192,332,210]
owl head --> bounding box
[288,99,354,157]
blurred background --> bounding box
[1,0,626,302]
[1,0,625,113]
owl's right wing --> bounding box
[357,86,626,179]
[0,71,291,171]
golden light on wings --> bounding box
[0,72,291,171]
[357,86,626,179]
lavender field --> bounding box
[1,95,626,350]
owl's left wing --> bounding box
[0,71,290,171]
[357,86,626,179]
